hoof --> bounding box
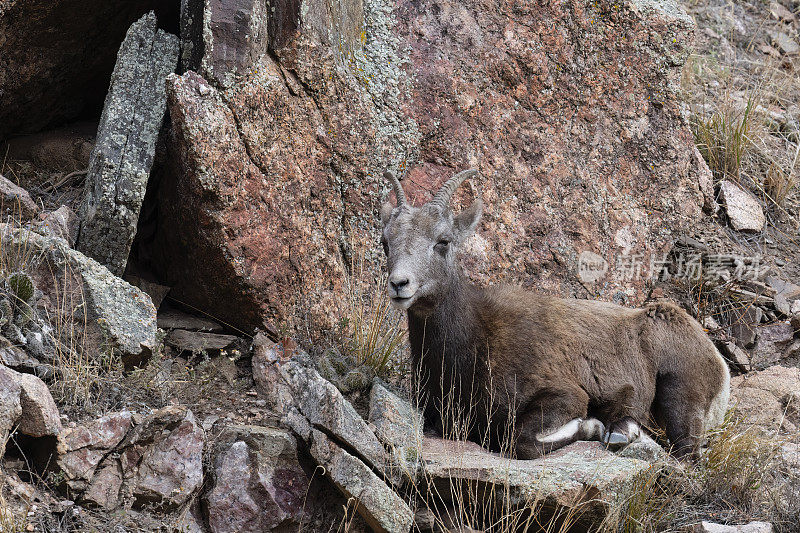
[602,416,641,451]
[604,431,630,451]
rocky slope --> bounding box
[0,0,798,531]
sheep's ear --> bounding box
[381,202,394,225]
[454,200,482,242]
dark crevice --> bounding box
[0,0,180,142]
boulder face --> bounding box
[204,425,309,533]
[155,0,711,334]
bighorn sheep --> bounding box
[380,169,730,458]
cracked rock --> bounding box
[205,425,308,533]
[77,11,179,276]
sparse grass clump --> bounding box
[692,412,783,513]
[333,237,407,380]
[341,276,406,374]
[691,95,756,184]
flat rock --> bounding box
[164,329,239,353]
[0,174,39,220]
[718,341,751,372]
[157,309,223,332]
[693,521,773,533]
[750,321,795,369]
[769,2,795,22]
[310,429,413,533]
[421,437,652,520]
[769,30,800,55]
[1,225,157,366]
[77,12,179,276]
[731,365,800,435]
[205,425,308,533]
[718,180,766,232]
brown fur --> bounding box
[407,275,729,458]
[381,171,729,459]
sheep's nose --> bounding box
[389,277,409,293]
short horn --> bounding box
[430,169,478,208]
[384,171,407,207]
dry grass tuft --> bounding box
[691,94,757,184]
[693,411,783,513]
[335,236,407,378]
[341,275,406,375]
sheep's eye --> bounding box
[381,238,389,256]
[434,240,450,254]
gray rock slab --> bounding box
[78,12,179,276]
[421,437,653,515]
[310,429,413,533]
[718,180,766,233]
[1,224,157,366]
[252,335,387,473]
[157,308,223,332]
[164,329,239,353]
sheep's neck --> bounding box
[407,273,484,403]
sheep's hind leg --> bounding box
[602,416,642,451]
[515,388,605,458]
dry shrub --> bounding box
[690,94,756,184]
[336,238,407,378]
[341,275,406,375]
[693,411,783,513]
[600,463,681,533]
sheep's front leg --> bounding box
[514,387,603,458]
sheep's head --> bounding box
[380,169,482,312]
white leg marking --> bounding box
[537,418,581,443]
[626,419,641,442]
[579,418,606,441]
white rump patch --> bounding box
[537,418,582,443]
[704,349,731,432]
